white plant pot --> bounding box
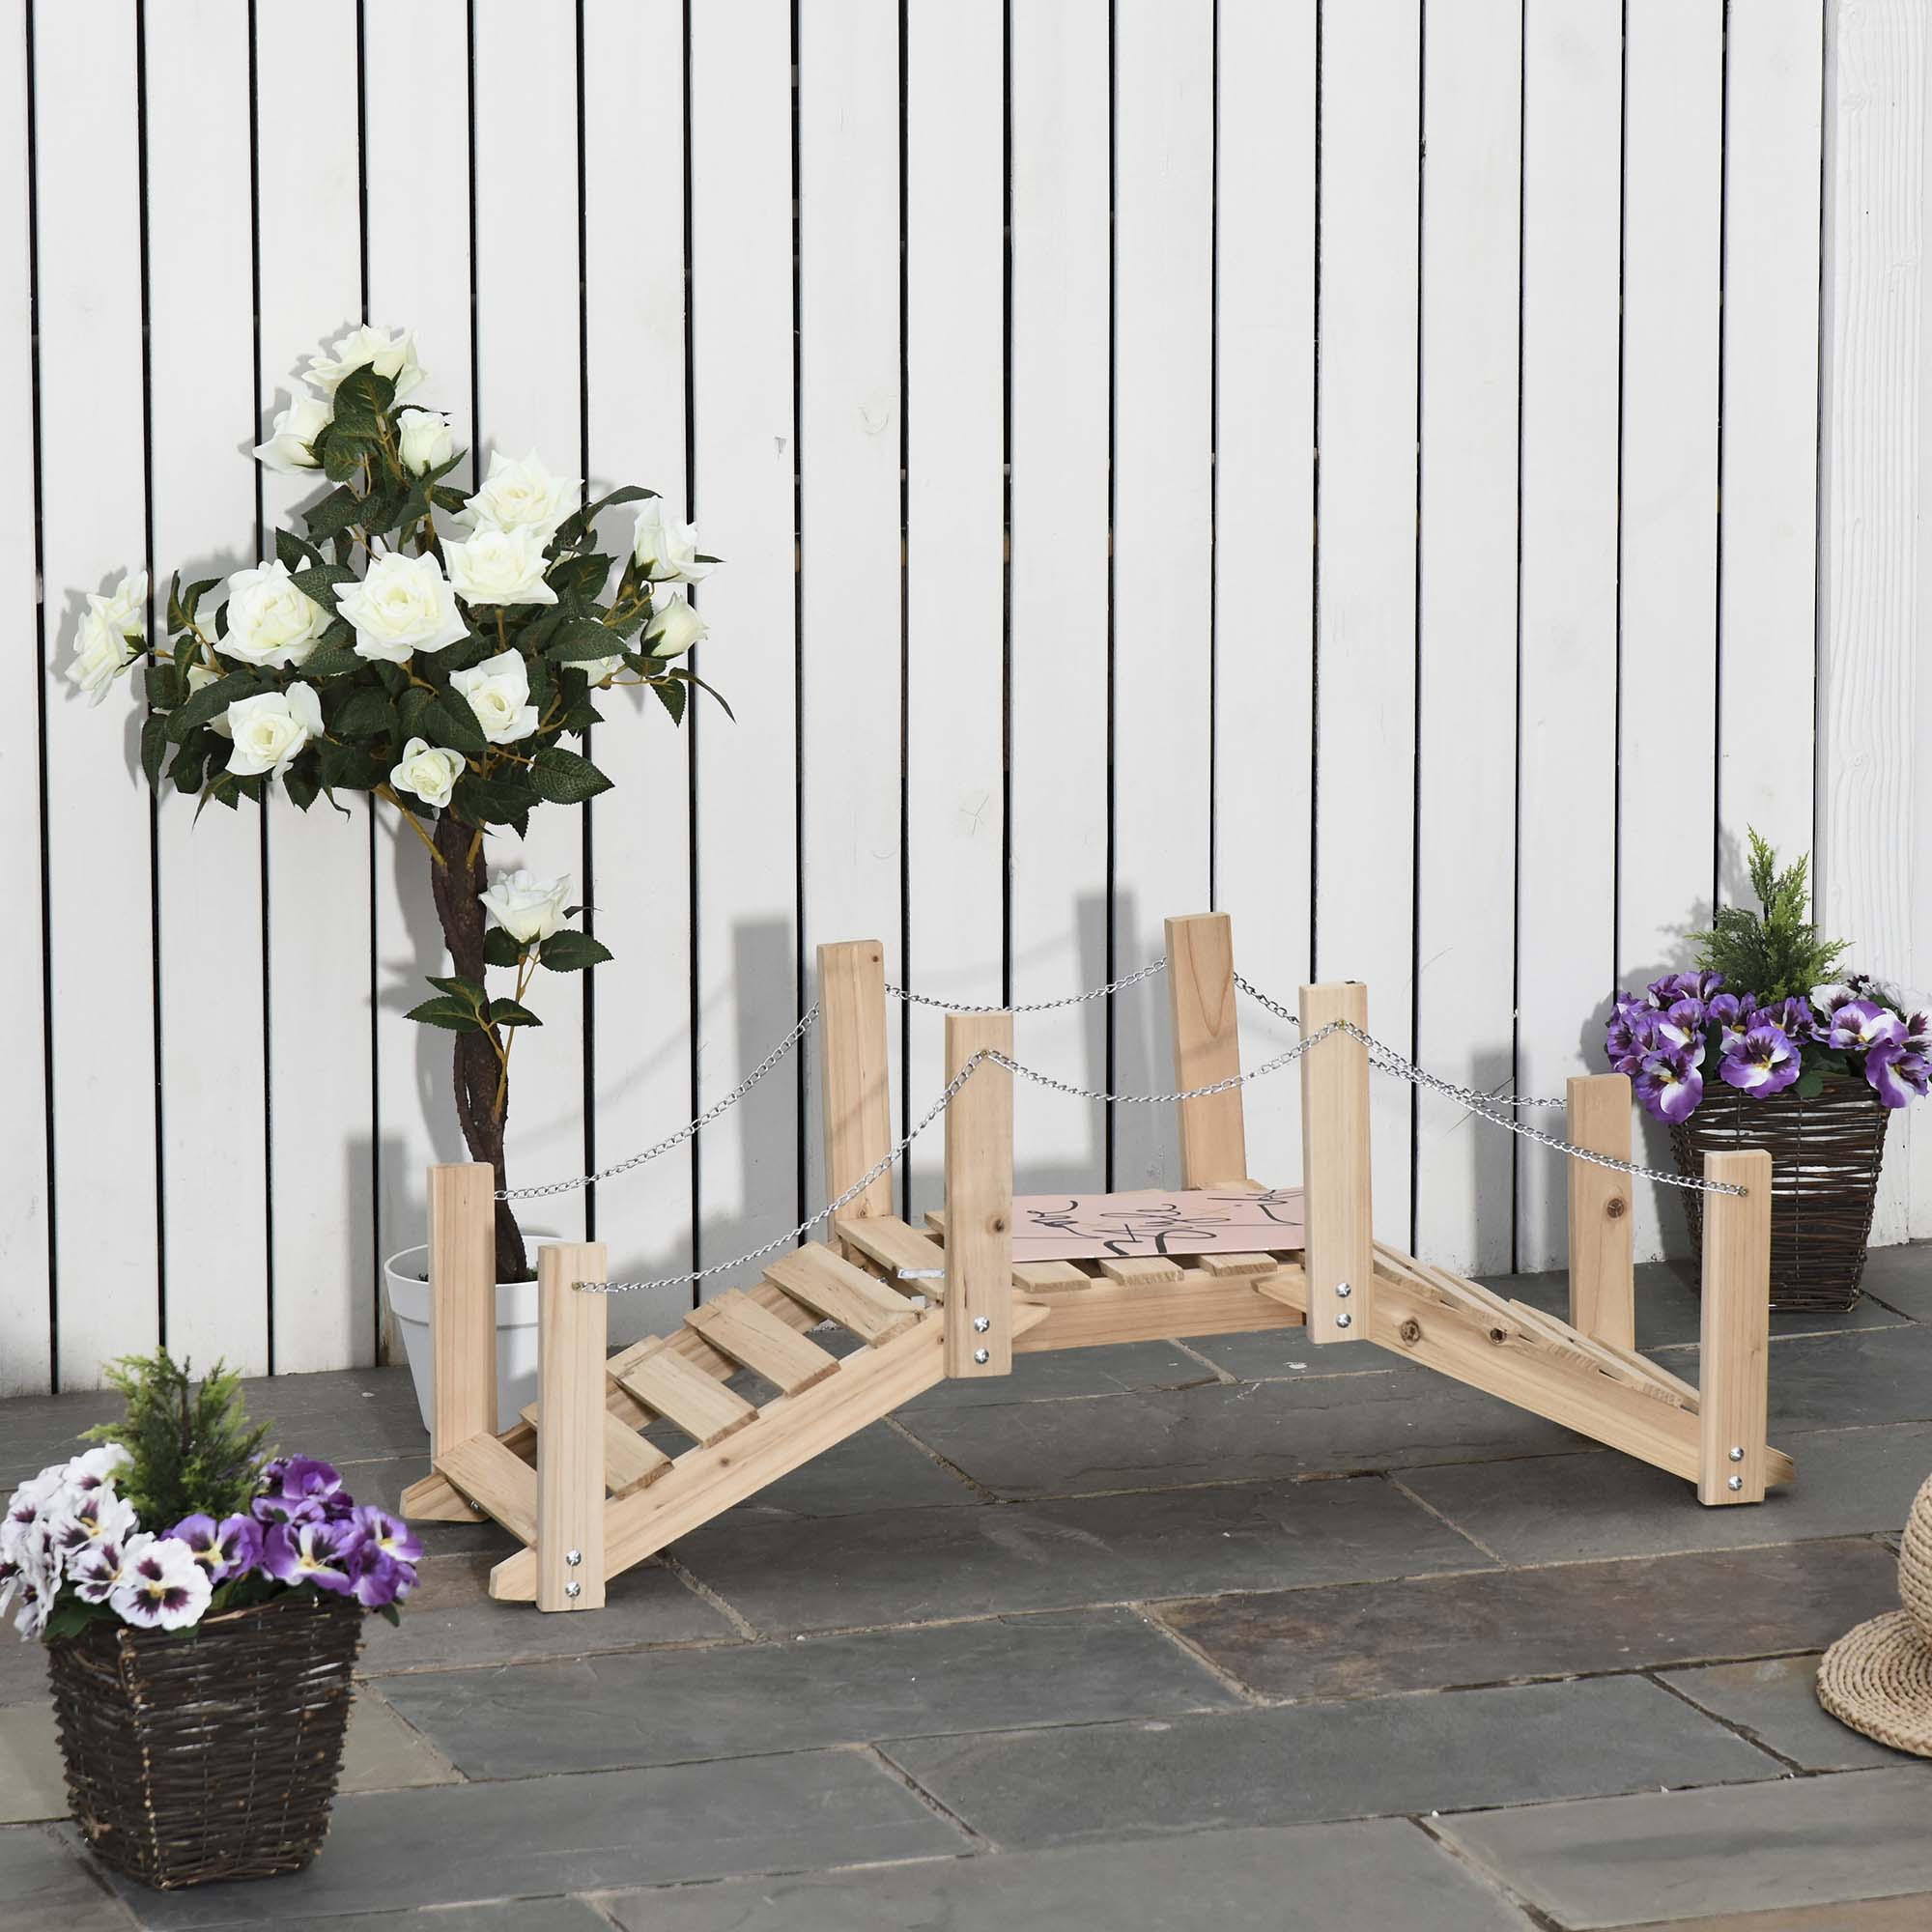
[385,1230,558,1436]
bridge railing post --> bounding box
[1297,982,1373,1344]
[943,1010,1013,1378]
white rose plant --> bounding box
[61,327,725,1284]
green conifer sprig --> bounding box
[1688,830,1849,1004]
[84,1351,272,1530]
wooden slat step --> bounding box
[1590,1339,1701,1412]
[923,1209,1093,1290]
[687,1290,842,1395]
[1192,1251,1283,1278]
[615,1346,759,1447]
[1096,1254,1187,1285]
[435,1433,540,1545]
[521,1402,672,1495]
[767,1241,923,1344]
[835,1214,950,1286]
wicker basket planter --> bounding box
[46,1589,362,1889]
[1670,1073,1890,1312]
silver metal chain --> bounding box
[498,1002,821,1203]
[885,956,1169,1013]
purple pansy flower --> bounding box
[109,1535,212,1631]
[69,1533,134,1605]
[347,1547,416,1609]
[1718,1024,1802,1097]
[352,1505,422,1566]
[1634,1046,1704,1123]
[1906,1011,1932,1053]
[261,1519,364,1596]
[1866,1044,1932,1109]
[1824,999,1906,1055]
[169,1512,263,1583]
[1810,982,1860,1022]
[1706,991,1751,1030]
[1654,997,1710,1054]
[1749,996,1815,1044]
[252,1455,345,1526]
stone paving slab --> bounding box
[331,1459,521,1556]
[1394,1423,1932,1564]
[1436,1765,1932,1929]
[379,1605,1241,1778]
[897,1367,1584,1499]
[98,1749,966,1927]
[671,1473,1492,1635]
[708,1420,981,1518]
[1607,1897,1932,1932]
[899,1338,1225,1409]
[0,1822,129,1932]
[883,1675,1777,1850]
[1155,1539,1899,1700]
[1847,1244,1932,1325]
[0,1688,458,1827]
[355,1550,736,1676]
[1647,1325,1932,1434]
[1176,1329,1390,1380]
[601,1816,1534,1931]
[260,1907,608,1932]
[1662,1655,1918,1773]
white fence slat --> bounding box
[689,0,800,1291]
[1617,0,1723,1264]
[1314,0,1420,1240]
[798,0,903,1229]
[1213,0,1316,1197]
[1008,0,1112,1196]
[364,0,475,1304]
[1720,0,1826,888]
[1413,0,1522,1274]
[1818,0,1926,1243]
[147,0,270,1376]
[35,8,159,1388]
[581,0,695,1341]
[255,0,375,1373]
[0,14,48,1394]
[1112,0,1215,1190]
[904,0,1004,1218]
[1515,0,1624,1272]
[470,3,588,1245]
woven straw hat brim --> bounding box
[1816,1609,1932,1759]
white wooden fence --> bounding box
[4,0,1926,1394]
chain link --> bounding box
[497,1002,821,1203]
[885,956,1168,1013]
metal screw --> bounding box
[1605,1197,1628,1219]
[1335,1280,1352,1299]
[564,1580,582,1598]
[1726,1475,1743,1492]
[1728,1446,1744,1463]
[1335,1312,1352,1330]
[973,1348,990,1365]
[973,1316,990,1333]
[1399,1318,1422,1345]
[565,1549,582,1566]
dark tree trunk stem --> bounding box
[430,811,530,1283]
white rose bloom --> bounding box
[65,610,139,706]
[575,653,625,687]
[444,526,558,609]
[631,499,713,583]
[224,682,323,778]
[642,587,707,658]
[334,552,469,664]
[185,663,234,738]
[449,647,539,745]
[87,569,149,639]
[302,323,424,401]
[252,390,331,472]
[389,736,466,810]
[220,559,332,668]
[480,868,570,946]
[459,449,577,548]
[397,408,455,476]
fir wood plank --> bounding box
[435,1433,541,1546]
[1095,1255,1187,1285]
[687,1289,842,1394]
[520,1402,672,1495]
[835,1212,950,1285]
[769,1239,923,1343]
[615,1344,759,1447]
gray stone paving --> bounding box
[1,1247,1929,1930]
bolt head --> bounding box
[1605,1196,1628,1219]
[1335,1311,1352,1330]
[973,1348,990,1365]
[1335,1280,1352,1298]
[564,1580,582,1598]
[1728,1446,1744,1463]
[565,1549,582,1566]
[973,1316,990,1333]
[1726,1475,1743,1492]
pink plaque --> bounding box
[1009,1186,1305,1264]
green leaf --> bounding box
[319,429,375,483]
[405,995,486,1033]
[545,554,616,599]
[424,692,487,759]
[666,666,734,722]
[304,485,364,539]
[547,616,627,664]
[292,563,356,608]
[554,483,655,552]
[1796,1067,1826,1100]
[167,670,260,744]
[451,772,534,838]
[140,713,169,788]
[484,927,526,969]
[538,928,614,973]
[651,678,687,725]
[330,362,396,429]
[528,746,612,805]
[331,687,400,739]
[274,526,321,571]
[283,768,321,812]
[298,639,361,681]
[145,657,183,714]
[490,998,542,1029]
